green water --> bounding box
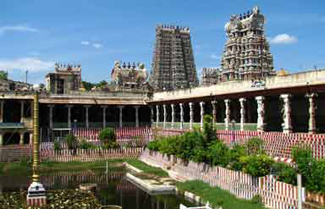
[0,169,196,209]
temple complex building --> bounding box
[0,8,325,148]
[149,25,198,91]
[45,63,82,94]
[220,6,275,81]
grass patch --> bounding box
[126,159,169,177]
[0,159,127,176]
[176,180,265,209]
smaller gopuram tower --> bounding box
[220,6,275,81]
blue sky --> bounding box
[0,0,324,84]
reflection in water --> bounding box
[0,169,195,209]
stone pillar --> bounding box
[171,104,175,129]
[306,93,317,134]
[20,101,25,123]
[118,106,124,128]
[0,100,4,123]
[0,133,3,146]
[135,106,140,128]
[20,132,24,145]
[102,106,107,128]
[189,102,194,130]
[211,101,217,124]
[180,103,184,130]
[84,105,91,128]
[255,96,265,132]
[163,104,167,129]
[29,133,33,145]
[224,99,230,130]
[239,98,246,131]
[150,106,154,125]
[66,105,73,128]
[48,105,54,129]
[281,94,292,133]
[156,105,159,128]
[200,102,205,130]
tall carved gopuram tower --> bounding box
[150,25,198,91]
[220,7,275,81]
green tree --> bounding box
[202,115,217,146]
[99,128,116,144]
[0,71,8,80]
[82,81,95,91]
[96,80,108,88]
[99,128,119,149]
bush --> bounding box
[178,130,205,161]
[78,139,96,149]
[271,162,297,185]
[240,154,273,177]
[207,140,230,167]
[101,141,119,149]
[99,128,116,144]
[244,137,264,155]
[305,160,325,194]
[292,145,313,177]
[53,141,61,151]
[147,140,160,151]
[229,144,246,171]
[66,134,77,150]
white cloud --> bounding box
[0,57,54,72]
[269,34,297,44]
[210,54,220,60]
[0,25,39,35]
[81,41,103,49]
[81,41,90,46]
[92,43,102,48]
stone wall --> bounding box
[0,145,32,162]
